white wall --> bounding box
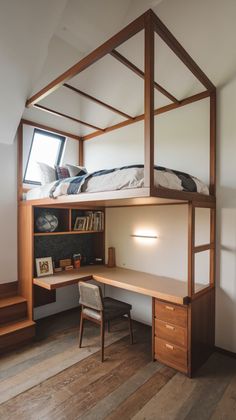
[84,98,209,183]
[0,142,17,283]
[106,205,188,324]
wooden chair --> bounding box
[78,281,133,361]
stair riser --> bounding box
[0,325,35,353]
[0,282,18,298]
[0,302,27,325]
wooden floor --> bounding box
[0,309,236,420]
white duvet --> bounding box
[26,167,209,200]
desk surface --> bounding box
[33,265,190,305]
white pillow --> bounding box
[37,162,56,185]
[66,164,88,177]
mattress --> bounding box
[26,165,209,200]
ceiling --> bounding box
[1,0,236,144]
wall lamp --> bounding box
[130,234,158,239]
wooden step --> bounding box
[0,281,18,298]
[0,319,35,354]
[0,296,27,325]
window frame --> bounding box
[23,128,66,185]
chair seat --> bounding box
[103,297,132,321]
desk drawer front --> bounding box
[155,300,187,327]
[155,337,187,373]
[155,318,187,348]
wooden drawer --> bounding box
[155,318,187,348]
[155,337,187,373]
[155,300,187,327]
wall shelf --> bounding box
[34,230,104,237]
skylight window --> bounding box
[24,129,65,184]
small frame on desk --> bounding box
[74,216,86,231]
[36,257,53,277]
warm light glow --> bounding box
[131,229,158,245]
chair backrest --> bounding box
[78,282,103,311]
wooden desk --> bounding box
[33,265,189,305]
[33,265,214,376]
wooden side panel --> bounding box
[190,288,215,374]
[18,204,34,320]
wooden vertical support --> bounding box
[188,203,195,297]
[210,90,216,195]
[144,11,154,190]
[18,204,34,320]
[17,122,23,202]
[210,207,216,286]
[79,139,84,166]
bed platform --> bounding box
[17,9,216,377]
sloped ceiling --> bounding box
[0,0,68,144]
[2,0,236,143]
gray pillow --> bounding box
[37,162,56,185]
[66,164,88,177]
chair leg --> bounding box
[128,312,133,345]
[101,320,105,362]
[79,310,84,348]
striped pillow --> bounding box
[55,165,70,180]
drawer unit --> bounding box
[155,300,187,327]
[155,337,187,373]
[155,318,187,348]
[154,298,188,374]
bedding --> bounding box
[26,165,209,200]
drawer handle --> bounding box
[165,305,174,311]
[165,324,175,331]
[165,343,174,350]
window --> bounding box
[24,129,65,184]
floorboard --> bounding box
[0,309,236,420]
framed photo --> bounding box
[74,216,86,231]
[36,257,53,277]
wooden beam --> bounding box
[209,90,216,195]
[210,207,216,286]
[79,139,84,166]
[110,49,179,104]
[82,90,210,141]
[26,12,146,107]
[21,119,81,141]
[188,203,195,297]
[64,83,133,120]
[17,122,23,203]
[194,243,214,253]
[151,10,215,92]
[144,12,154,190]
[33,104,105,132]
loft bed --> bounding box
[17,9,216,376]
[18,9,216,209]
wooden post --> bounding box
[210,90,216,195]
[79,139,84,166]
[188,203,195,297]
[210,207,216,286]
[144,11,154,190]
[17,122,23,203]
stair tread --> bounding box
[0,319,35,336]
[0,296,26,309]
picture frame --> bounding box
[74,216,87,231]
[36,257,53,277]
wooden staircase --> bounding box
[0,288,35,354]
